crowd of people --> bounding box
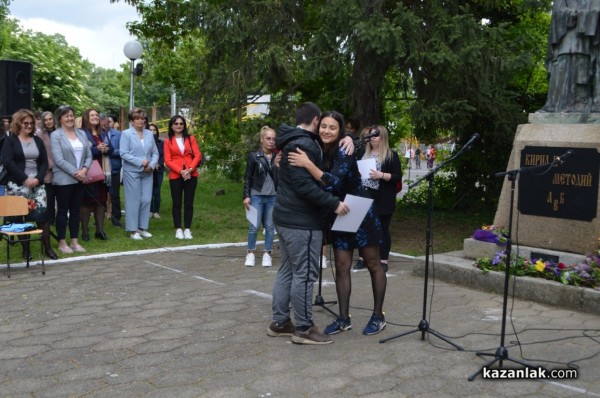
[0,106,202,258]
[2,102,403,346]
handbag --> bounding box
[84,159,105,184]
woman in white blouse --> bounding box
[50,105,92,254]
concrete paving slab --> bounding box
[0,245,598,397]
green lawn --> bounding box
[6,171,491,262]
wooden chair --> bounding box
[0,196,45,277]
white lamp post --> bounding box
[123,40,143,110]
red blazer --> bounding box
[164,135,202,180]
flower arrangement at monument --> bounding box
[472,224,508,245]
[473,233,600,290]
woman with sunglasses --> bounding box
[1,109,51,260]
[242,126,278,267]
[164,115,202,240]
[359,125,402,272]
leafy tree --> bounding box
[1,22,94,114]
[112,0,552,211]
[84,66,130,116]
[0,0,11,54]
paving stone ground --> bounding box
[0,244,598,398]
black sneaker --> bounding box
[292,325,333,345]
[353,259,366,270]
[267,319,295,337]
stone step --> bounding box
[411,250,600,314]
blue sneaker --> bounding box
[362,313,386,335]
[324,317,352,335]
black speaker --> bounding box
[0,60,33,117]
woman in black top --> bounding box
[1,109,52,259]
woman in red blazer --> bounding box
[163,115,202,239]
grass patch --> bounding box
[7,171,492,262]
[390,208,493,257]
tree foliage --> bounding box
[0,21,94,114]
[112,0,553,210]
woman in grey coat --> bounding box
[51,105,92,254]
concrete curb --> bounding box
[412,250,600,314]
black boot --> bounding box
[39,222,58,260]
[21,239,32,261]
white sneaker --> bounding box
[153,213,161,219]
[321,255,328,269]
[175,229,184,239]
[262,252,272,267]
[245,252,256,267]
[130,232,143,240]
[183,229,193,239]
[139,230,153,238]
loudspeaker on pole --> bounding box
[0,59,33,117]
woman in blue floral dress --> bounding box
[288,110,387,336]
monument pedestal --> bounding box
[493,114,600,255]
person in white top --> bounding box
[50,105,92,254]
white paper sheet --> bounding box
[357,158,377,180]
[331,194,373,233]
[245,206,258,228]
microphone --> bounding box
[555,150,573,165]
[464,133,480,148]
[361,129,380,141]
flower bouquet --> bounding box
[472,224,508,246]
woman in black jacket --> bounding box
[242,126,278,267]
[359,125,402,271]
[1,109,53,259]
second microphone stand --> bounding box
[380,141,476,349]
[468,152,569,380]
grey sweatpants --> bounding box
[271,225,322,330]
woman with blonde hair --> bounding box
[242,126,278,267]
[358,125,402,272]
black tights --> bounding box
[333,245,386,319]
[80,204,105,235]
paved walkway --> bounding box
[0,244,598,397]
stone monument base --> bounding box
[493,119,600,255]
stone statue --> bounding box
[540,0,600,113]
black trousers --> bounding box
[169,176,198,229]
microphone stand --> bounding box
[468,153,568,380]
[379,140,477,349]
[314,242,338,318]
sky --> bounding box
[8,0,141,70]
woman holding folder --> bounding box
[287,111,387,337]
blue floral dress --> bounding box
[321,147,381,250]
